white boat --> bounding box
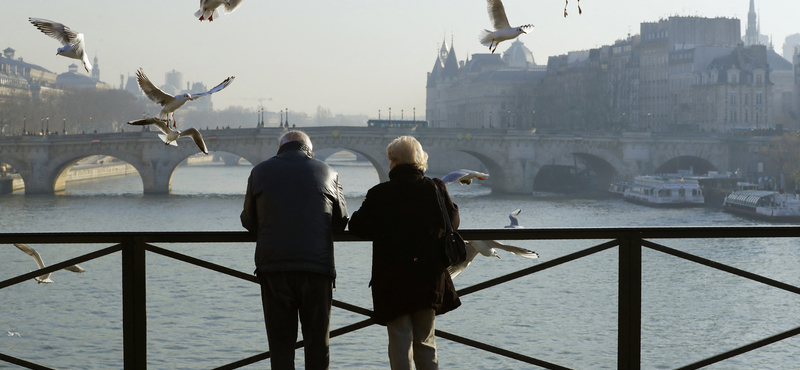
[608,181,631,197]
[723,190,800,222]
[623,175,704,207]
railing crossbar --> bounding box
[641,240,800,295]
[0,353,56,370]
[435,329,574,370]
[144,243,258,283]
[0,243,122,290]
[457,239,619,297]
[674,324,800,370]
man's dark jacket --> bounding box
[241,142,349,278]
[348,164,461,325]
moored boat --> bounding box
[623,175,704,207]
[722,190,800,222]
[608,181,631,197]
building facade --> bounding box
[426,38,545,129]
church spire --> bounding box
[745,0,759,46]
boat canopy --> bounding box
[724,191,775,207]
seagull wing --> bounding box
[29,18,81,46]
[486,0,511,30]
[508,208,521,227]
[136,69,175,107]
[189,76,235,99]
[484,240,539,259]
[14,243,46,269]
[447,241,481,279]
[63,265,86,273]
[126,118,171,134]
[179,128,209,154]
[223,0,245,14]
[441,169,469,184]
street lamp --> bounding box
[63,117,66,134]
[46,116,49,135]
[22,116,26,135]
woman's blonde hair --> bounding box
[386,136,428,172]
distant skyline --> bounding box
[1,0,796,117]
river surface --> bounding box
[1,154,800,369]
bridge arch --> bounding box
[654,156,718,175]
[47,150,145,193]
[0,156,30,193]
[315,147,389,183]
[532,147,622,193]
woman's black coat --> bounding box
[349,164,461,325]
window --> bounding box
[756,92,763,105]
[756,74,763,85]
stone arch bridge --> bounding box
[0,127,769,194]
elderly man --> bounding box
[241,130,349,370]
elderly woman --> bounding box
[349,136,461,370]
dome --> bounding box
[502,39,536,69]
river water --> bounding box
[1,153,800,369]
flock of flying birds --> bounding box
[10,0,547,285]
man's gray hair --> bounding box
[279,130,313,151]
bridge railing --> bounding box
[2,227,800,370]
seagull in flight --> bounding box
[13,243,85,284]
[6,332,21,337]
[195,0,245,21]
[505,209,523,228]
[137,68,234,128]
[441,169,489,185]
[29,18,92,72]
[478,0,534,54]
[127,117,209,155]
[448,240,538,279]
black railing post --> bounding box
[618,232,641,370]
[122,236,147,369]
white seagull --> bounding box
[448,240,538,279]
[13,243,85,284]
[29,18,92,72]
[478,0,534,54]
[126,118,209,155]
[195,0,245,21]
[505,209,523,228]
[6,332,21,337]
[136,68,234,128]
[441,169,489,185]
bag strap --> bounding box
[434,182,454,234]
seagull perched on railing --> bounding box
[478,0,534,54]
[137,68,234,128]
[29,18,92,72]
[448,240,538,279]
[127,117,209,155]
[195,0,245,21]
[441,169,489,185]
[505,209,523,228]
[13,243,85,284]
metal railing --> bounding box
[2,226,800,369]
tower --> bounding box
[92,55,100,80]
[744,0,759,46]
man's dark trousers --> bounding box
[258,271,333,370]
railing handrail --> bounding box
[2,225,800,244]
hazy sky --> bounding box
[1,0,796,118]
